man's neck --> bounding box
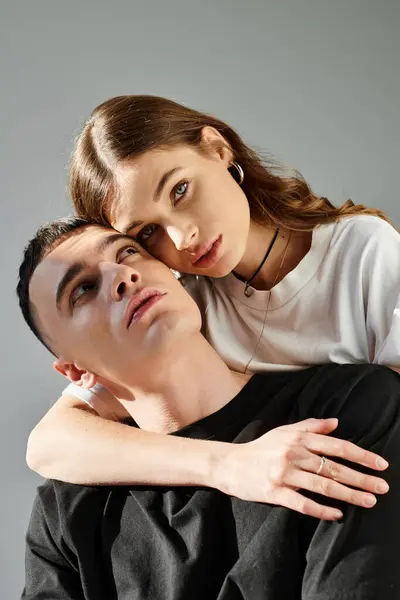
[104,334,250,433]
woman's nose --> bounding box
[166,224,197,252]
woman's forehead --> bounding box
[118,145,199,175]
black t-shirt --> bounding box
[22,364,400,599]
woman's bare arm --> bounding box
[27,397,389,521]
[27,393,220,486]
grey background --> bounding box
[0,0,399,596]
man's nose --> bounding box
[100,263,141,302]
[166,223,197,252]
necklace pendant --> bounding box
[244,283,253,297]
[242,227,279,299]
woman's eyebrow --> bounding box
[154,167,182,201]
[123,220,144,235]
[122,167,183,233]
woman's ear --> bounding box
[53,359,98,389]
[200,126,233,165]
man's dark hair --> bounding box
[16,216,93,355]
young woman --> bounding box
[27,95,399,520]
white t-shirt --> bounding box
[64,215,400,414]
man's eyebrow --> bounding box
[122,167,183,234]
[96,232,135,254]
[56,263,85,311]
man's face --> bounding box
[29,226,201,387]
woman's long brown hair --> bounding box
[70,95,388,229]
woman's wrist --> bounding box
[202,439,234,492]
[170,436,233,490]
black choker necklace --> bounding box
[242,228,280,297]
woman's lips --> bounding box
[192,235,223,269]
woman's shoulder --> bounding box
[179,273,215,303]
[327,215,400,282]
[332,214,398,243]
[324,215,399,263]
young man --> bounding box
[18,218,400,599]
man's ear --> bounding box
[53,358,98,389]
[200,126,233,165]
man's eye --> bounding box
[173,181,188,204]
[137,225,158,244]
[119,245,140,261]
[71,282,96,306]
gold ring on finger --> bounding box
[317,455,327,475]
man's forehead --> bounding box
[52,225,120,257]
[49,226,136,264]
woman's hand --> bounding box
[213,418,389,520]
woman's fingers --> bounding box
[222,419,389,516]
[289,418,339,435]
[277,487,343,521]
[300,454,389,495]
[287,468,379,509]
[304,432,389,471]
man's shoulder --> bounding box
[286,364,400,435]
[36,479,112,525]
[304,363,399,388]
[225,365,399,447]
[38,478,110,498]
[254,363,400,408]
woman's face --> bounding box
[110,129,251,277]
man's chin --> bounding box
[135,313,198,361]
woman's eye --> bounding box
[173,181,188,204]
[71,282,95,306]
[137,224,157,243]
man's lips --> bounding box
[191,235,223,268]
[125,289,166,328]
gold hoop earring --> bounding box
[230,161,244,185]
